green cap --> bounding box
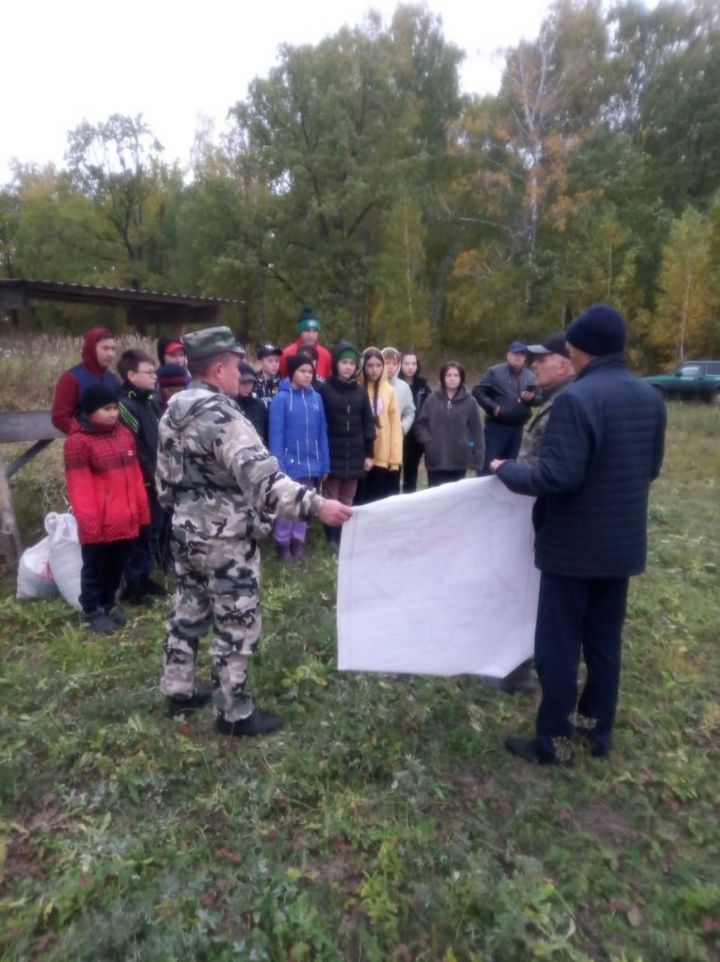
[182,326,245,361]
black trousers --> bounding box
[124,487,168,589]
[80,540,133,614]
[427,470,466,487]
[402,435,424,493]
[534,571,630,760]
[354,466,396,504]
[483,421,523,472]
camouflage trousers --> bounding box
[161,534,262,721]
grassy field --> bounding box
[1,404,719,961]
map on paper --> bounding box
[336,476,539,678]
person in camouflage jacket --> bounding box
[156,326,352,737]
[517,333,576,467]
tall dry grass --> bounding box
[0,332,155,410]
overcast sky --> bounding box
[3,0,569,183]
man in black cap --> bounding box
[516,332,576,468]
[490,305,666,764]
[473,341,538,472]
[496,332,576,695]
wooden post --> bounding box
[0,453,22,564]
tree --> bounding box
[653,206,715,363]
[66,114,180,286]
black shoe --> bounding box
[504,736,574,767]
[120,587,154,607]
[83,609,118,636]
[577,728,611,758]
[167,683,214,717]
[215,709,284,737]
[105,604,128,627]
[142,578,167,597]
[499,663,540,694]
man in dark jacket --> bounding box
[318,342,376,548]
[473,341,537,472]
[117,349,167,604]
[51,327,120,433]
[490,305,666,765]
[236,363,269,443]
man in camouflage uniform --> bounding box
[498,331,575,694]
[156,326,352,737]
[517,333,575,467]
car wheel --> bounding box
[710,390,720,406]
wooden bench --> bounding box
[0,410,64,563]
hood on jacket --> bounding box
[81,327,115,377]
[357,346,388,387]
[331,340,360,379]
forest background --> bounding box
[2,0,720,370]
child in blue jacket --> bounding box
[269,353,330,560]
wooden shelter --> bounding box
[0,278,236,332]
[0,278,238,563]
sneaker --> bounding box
[215,709,284,737]
[142,578,167,598]
[83,609,118,636]
[504,736,574,767]
[105,604,128,627]
[167,682,214,717]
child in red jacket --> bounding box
[64,383,150,635]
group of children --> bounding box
[61,326,486,633]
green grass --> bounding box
[1,405,719,961]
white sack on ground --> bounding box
[337,476,539,678]
[45,511,82,610]
[17,534,58,600]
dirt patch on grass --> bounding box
[305,835,364,889]
[2,794,74,885]
[572,803,636,844]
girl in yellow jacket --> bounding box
[355,347,403,503]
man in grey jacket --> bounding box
[382,347,416,494]
[473,341,537,472]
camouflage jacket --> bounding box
[156,380,322,540]
[517,381,572,466]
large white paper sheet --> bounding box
[337,476,540,678]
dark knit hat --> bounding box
[157,363,189,388]
[296,306,321,333]
[80,382,118,415]
[287,353,315,379]
[566,304,626,356]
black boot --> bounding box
[142,577,167,597]
[167,682,214,717]
[215,709,284,737]
[105,604,128,627]
[499,661,539,694]
[83,609,118,636]
[505,736,574,767]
